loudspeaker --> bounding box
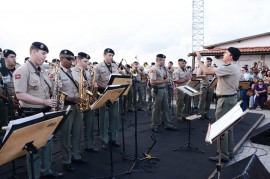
[250,123,270,146]
[218,154,270,179]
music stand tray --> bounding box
[239,81,251,90]
[108,74,132,96]
[177,85,202,97]
[187,80,200,88]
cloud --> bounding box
[0,0,269,66]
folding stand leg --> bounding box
[23,141,38,179]
[113,112,134,163]
[173,120,204,154]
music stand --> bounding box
[107,74,134,162]
[0,110,68,178]
[173,85,203,153]
[205,101,248,179]
[90,84,129,179]
[239,81,251,90]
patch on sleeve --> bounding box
[15,74,21,79]
[150,69,155,73]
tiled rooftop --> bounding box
[189,46,270,56]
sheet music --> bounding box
[3,113,44,142]
[205,101,247,144]
[178,85,202,96]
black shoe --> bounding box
[137,108,144,111]
[63,163,74,172]
[42,170,64,178]
[151,127,160,133]
[204,115,211,120]
[128,109,134,112]
[72,158,88,164]
[85,148,100,153]
[111,141,121,147]
[165,126,178,131]
[209,156,229,163]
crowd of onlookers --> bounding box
[240,61,270,111]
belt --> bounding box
[21,107,51,113]
[217,93,237,98]
[158,87,165,89]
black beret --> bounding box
[3,49,16,58]
[52,58,59,63]
[78,52,90,59]
[31,42,49,53]
[156,54,166,58]
[133,61,139,64]
[178,58,186,63]
[104,48,115,55]
[93,61,98,65]
[60,49,74,56]
[206,57,213,61]
[228,47,241,61]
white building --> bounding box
[189,32,270,69]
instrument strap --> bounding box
[60,67,79,89]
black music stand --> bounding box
[205,101,247,179]
[173,85,203,153]
[107,74,134,162]
[90,84,129,179]
[0,110,68,178]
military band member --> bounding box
[71,52,99,152]
[173,59,191,122]
[197,57,215,119]
[0,49,19,140]
[57,49,86,171]
[13,42,63,178]
[166,61,174,108]
[131,61,144,111]
[149,54,177,132]
[94,48,120,149]
[196,47,241,163]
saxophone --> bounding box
[78,67,93,112]
[51,63,67,111]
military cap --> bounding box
[156,54,166,58]
[178,58,187,63]
[78,52,90,59]
[227,47,241,61]
[60,49,74,56]
[31,42,49,53]
[206,57,213,61]
[3,49,16,58]
[93,61,98,65]
[104,48,115,55]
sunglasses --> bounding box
[66,57,75,61]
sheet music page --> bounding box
[2,113,44,141]
[206,101,245,144]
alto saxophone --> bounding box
[78,67,93,112]
[51,63,67,111]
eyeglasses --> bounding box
[66,57,75,61]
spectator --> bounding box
[253,79,267,110]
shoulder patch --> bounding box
[150,69,156,73]
[15,74,21,79]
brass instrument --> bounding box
[51,63,67,111]
[78,67,93,112]
[89,77,100,104]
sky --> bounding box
[1,0,270,65]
